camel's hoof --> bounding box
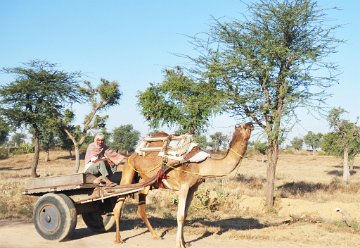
[114,239,125,244]
[153,235,161,240]
[176,242,190,248]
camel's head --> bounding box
[233,122,254,141]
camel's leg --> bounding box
[113,163,136,244]
[176,184,190,248]
[185,183,200,216]
[113,198,126,244]
[179,183,200,244]
[137,186,160,240]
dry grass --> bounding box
[1,150,360,245]
[0,151,77,220]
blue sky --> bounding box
[1,0,359,143]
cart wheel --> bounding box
[33,193,77,241]
[82,211,115,233]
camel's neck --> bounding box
[198,137,248,178]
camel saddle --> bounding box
[135,133,210,162]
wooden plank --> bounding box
[80,187,145,204]
[23,184,94,195]
[24,173,90,190]
[138,147,163,152]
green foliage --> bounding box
[0,117,10,145]
[98,79,122,107]
[192,0,342,131]
[208,132,229,151]
[190,0,342,146]
[138,66,223,134]
[322,132,342,157]
[290,137,303,150]
[0,148,8,159]
[13,143,35,154]
[253,141,268,155]
[193,189,225,212]
[110,124,140,154]
[303,131,323,151]
[8,132,26,147]
[322,108,360,160]
[194,134,208,150]
[0,60,82,131]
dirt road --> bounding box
[0,220,337,248]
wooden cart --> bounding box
[23,173,147,241]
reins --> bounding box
[127,147,245,181]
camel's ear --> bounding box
[245,122,254,131]
[235,122,253,129]
[235,123,243,129]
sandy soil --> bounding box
[0,220,349,248]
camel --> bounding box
[113,122,253,248]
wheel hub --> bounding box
[38,203,61,233]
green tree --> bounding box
[253,141,268,156]
[290,137,303,151]
[194,134,208,150]
[0,117,10,145]
[0,60,82,177]
[303,131,323,152]
[56,129,74,158]
[138,66,223,134]
[208,132,229,152]
[111,124,140,154]
[322,107,360,184]
[9,132,26,147]
[63,79,121,172]
[189,0,342,207]
[39,127,56,162]
[249,141,268,162]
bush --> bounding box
[13,143,34,154]
[0,148,9,159]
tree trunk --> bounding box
[45,150,50,162]
[343,146,350,184]
[31,136,40,178]
[68,149,73,159]
[265,141,279,208]
[74,145,81,173]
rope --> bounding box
[128,157,161,175]
[128,148,245,180]
[229,148,243,158]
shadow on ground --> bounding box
[69,215,270,243]
[0,166,31,171]
[327,169,357,176]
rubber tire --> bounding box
[33,193,77,241]
[82,200,115,233]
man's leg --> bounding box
[85,161,116,186]
[85,161,108,178]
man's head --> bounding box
[94,133,105,147]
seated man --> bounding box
[84,133,125,187]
